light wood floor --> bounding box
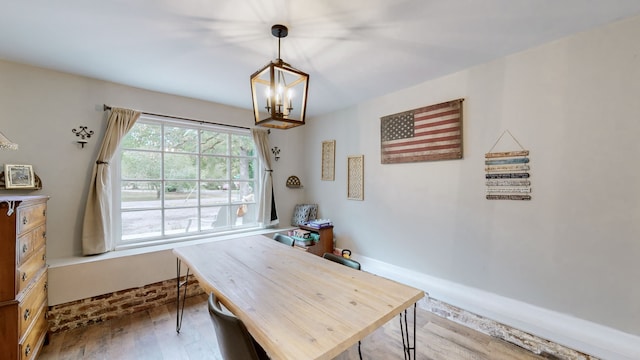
[39,293,545,360]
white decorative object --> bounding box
[321,140,335,181]
[0,131,18,150]
[347,155,364,200]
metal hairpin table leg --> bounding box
[399,303,417,360]
[175,258,190,333]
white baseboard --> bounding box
[357,254,640,360]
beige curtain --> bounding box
[251,129,279,227]
[82,108,141,255]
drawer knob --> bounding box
[22,272,27,281]
[42,230,47,239]
[23,216,28,225]
[24,308,31,321]
[22,244,28,253]
[25,344,31,357]
[43,209,46,217]
[44,281,48,291]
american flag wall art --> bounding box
[380,98,463,164]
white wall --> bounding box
[0,60,307,304]
[303,14,640,338]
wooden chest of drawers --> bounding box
[0,196,49,360]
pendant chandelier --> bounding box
[251,24,309,129]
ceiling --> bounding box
[2,1,640,117]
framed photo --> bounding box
[321,140,336,181]
[4,164,35,189]
[347,155,364,200]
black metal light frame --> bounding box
[251,24,309,129]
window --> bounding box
[114,115,260,248]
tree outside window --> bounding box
[116,117,259,247]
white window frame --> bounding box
[112,114,262,250]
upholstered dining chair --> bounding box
[322,252,363,359]
[322,252,361,270]
[208,293,270,360]
[273,233,295,246]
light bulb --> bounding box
[265,88,271,109]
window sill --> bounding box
[47,226,296,269]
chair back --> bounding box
[321,253,364,359]
[322,252,361,270]
[273,233,295,246]
[208,293,269,360]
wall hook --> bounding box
[72,126,94,148]
[271,146,281,161]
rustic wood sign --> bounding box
[380,98,463,164]
[485,131,532,200]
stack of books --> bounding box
[304,219,332,229]
[292,229,311,238]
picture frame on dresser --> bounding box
[4,164,35,189]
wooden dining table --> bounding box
[173,234,424,360]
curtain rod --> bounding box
[103,104,252,131]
